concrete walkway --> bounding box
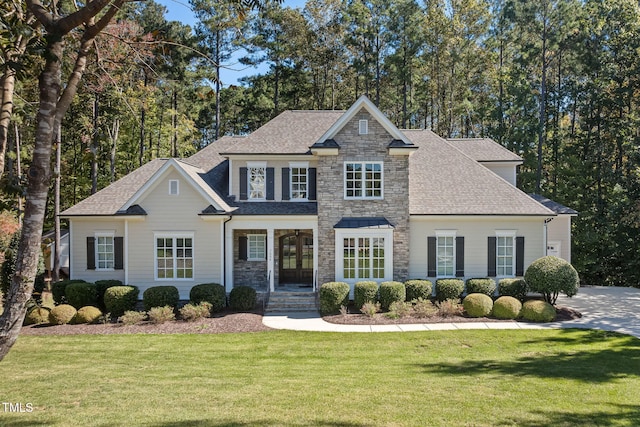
[262,286,640,338]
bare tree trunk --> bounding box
[14,122,23,227]
[53,124,61,283]
[90,94,99,194]
[0,71,17,179]
[108,118,120,183]
[172,89,178,157]
[215,29,222,141]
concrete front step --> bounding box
[266,292,318,312]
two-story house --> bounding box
[61,96,576,300]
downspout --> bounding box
[222,214,233,290]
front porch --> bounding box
[224,218,319,293]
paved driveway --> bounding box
[554,286,640,338]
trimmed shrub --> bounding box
[24,307,51,325]
[51,279,86,305]
[413,298,437,318]
[435,279,464,302]
[525,256,579,305]
[360,302,380,317]
[465,278,496,297]
[104,286,139,317]
[49,304,77,325]
[143,286,179,311]
[354,281,378,310]
[1,232,46,302]
[95,280,123,311]
[189,283,226,312]
[463,293,494,317]
[119,310,146,325]
[73,306,103,324]
[65,282,98,309]
[319,282,350,315]
[405,279,432,301]
[229,286,256,311]
[521,300,556,322]
[148,305,175,324]
[379,281,406,311]
[179,302,212,321]
[498,278,528,302]
[492,296,522,320]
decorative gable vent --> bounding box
[169,180,179,195]
[359,119,368,135]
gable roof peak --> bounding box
[314,95,412,146]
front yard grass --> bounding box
[1,329,639,426]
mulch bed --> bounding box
[19,306,582,336]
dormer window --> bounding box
[169,180,179,195]
[247,162,266,200]
[290,162,308,200]
[359,119,368,135]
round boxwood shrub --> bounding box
[229,286,256,311]
[465,278,496,297]
[462,293,493,317]
[492,296,522,319]
[49,304,77,325]
[404,279,432,301]
[379,281,406,311]
[521,300,556,322]
[24,307,51,325]
[65,282,98,309]
[525,256,579,305]
[51,279,86,305]
[435,279,464,302]
[104,285,139,317]
[190,283,226,312]
[498,278,528,302]
[354,281,378,310]
[319,282,350,315]
[95,280,123,311]
[143,286,180,311]
[72,306,103,324]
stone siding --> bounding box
[316,109,411,284]
[233,229,268,290]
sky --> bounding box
[155,0,307,85]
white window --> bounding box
[336,229,393,282]
[496,231,516,276]
[344,162,383,199]
[290,162,308,200]
[169,180,179,195]
[247,162,266,200]
[436,230,456,277]
[248,234,266,261]
[155,234,194,280]
[359,119,368,135]
[95,232,114,270]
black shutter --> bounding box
[487,237,497,277]
[308,167,317,200]
[114,237,124,270]
[455,237,465,277]
[239,236,248,261]
[86,237,95,270]
[282,168,290,200]
[516,236,525,276]
[427,236,437,277]
[239,167,248,200]
[266,167,275,200]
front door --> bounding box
[279,232,313,285]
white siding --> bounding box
[69,219,126,283]
[546,215,572,263]
[409,216,546,279]
[480,163,517,186]
[128,169,224,299]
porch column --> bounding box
[313,224,319,291]
[225,226,234,293]
[267,228,275,292]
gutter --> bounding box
[222,214,233,290]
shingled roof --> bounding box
[406,130,554,216]
[447,138,523,162]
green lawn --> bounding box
[1,329,639,426]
